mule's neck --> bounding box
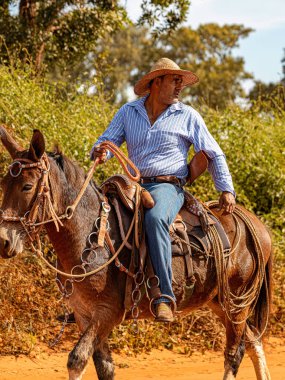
[45,157,101,271]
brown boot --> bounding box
[155,302,174,322]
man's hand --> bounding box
[92,146,107,164]
[218,191,236,214]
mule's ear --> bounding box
[28,129,45,161]
[0,125,24,159]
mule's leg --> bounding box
[67,324,98,380]
[92,339,114,380]
[209,299,247,380]
[223,320,246,380]
[245,325,271,380]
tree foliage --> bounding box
[0,0,128,72]
[138,0,190,34]
[91,23,253,108]
[0,0,191,73]
[248,80,285,111]
[0,2,253,108]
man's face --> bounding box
[156,74,184,105]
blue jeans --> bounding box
[141,183,185,303]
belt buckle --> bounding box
[150,177,156,183]
[173,177,182,187]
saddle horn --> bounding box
[0,125,24,159]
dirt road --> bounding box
[0,338,284,379]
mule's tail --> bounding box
[250,242,273,337]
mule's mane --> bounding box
[48,150,86,188]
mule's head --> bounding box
[0,126,46,258]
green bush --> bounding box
[189,105,285,213]
[0,63,125,179]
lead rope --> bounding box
[30,208,136,279]
[99,141,140,182]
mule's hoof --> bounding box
[56,312,76,324]
[154,302,174,323]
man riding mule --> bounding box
[91,57,236,322]
[0,125,273,380]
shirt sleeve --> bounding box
[90,106,126,160]
[188,111,235,196]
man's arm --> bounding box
[189,111,236,213]
[90,106,126,161]
[208,156,236,213]
[207,155,235,195]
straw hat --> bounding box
[134,57,199,96]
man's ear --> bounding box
[154,77,163,86]
[28,129,45,161]
[149,77,162,92]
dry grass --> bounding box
[0,251,283,357]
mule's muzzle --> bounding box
[0,236,16,258]
[0,227,23,259]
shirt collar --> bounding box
[169,101,184,113]
[127,96,148,109]
[128,96,184,114]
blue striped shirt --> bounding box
[91,96,235,194]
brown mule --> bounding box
[0,126,273,380]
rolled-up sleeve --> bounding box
[90,106,126,160]
[189,112,235,196]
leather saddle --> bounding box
[101,174,231,311]
[101,174,231,255]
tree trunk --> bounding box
[19,0,37,29]
[35,42,46,74]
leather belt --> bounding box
[140,175,184,187]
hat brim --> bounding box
[134,68,199,96]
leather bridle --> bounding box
[0,153,65,238]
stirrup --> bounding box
[149,294,177,318]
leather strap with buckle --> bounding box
[140,175,184,187]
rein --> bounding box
[0,141,141,279]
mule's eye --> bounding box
[22,184,33,192]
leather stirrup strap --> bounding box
[173,222,195,280]
[97,200,111,247]
[110,197,132,250]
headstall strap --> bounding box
[27,154,51,227]
[1,155,50,228]
[9,159,43,177]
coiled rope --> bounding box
[207,201,269,336]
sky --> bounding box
[124,0,285,86]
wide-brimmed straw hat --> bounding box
[134,57,199,96]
